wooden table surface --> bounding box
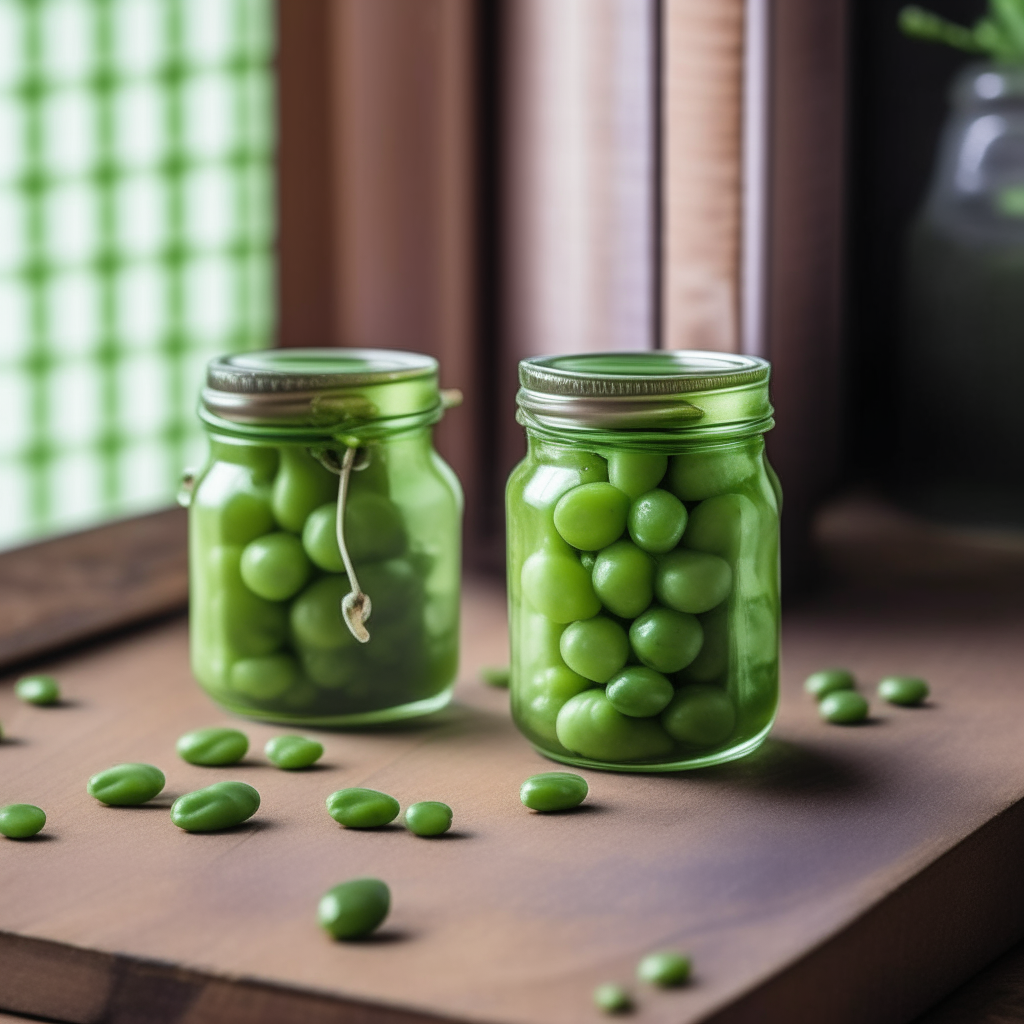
[3,523,1024,1024]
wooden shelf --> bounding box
[2,536,1024,1023]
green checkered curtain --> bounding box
[0,0,275,549]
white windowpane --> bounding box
[0,368,31,458]
[45,181,99,265]
[0,190,27,274]
[185,254,232,343]
[43,89,97,178]
[115,262,166,349]
[115,174,167,257]
[182,73,234,159]
[46,448,104,532]
[113,82,165,170]
[46,271,101,356]
[184,0,236,66]
[47,358,103,445]
[0,461,31,546]
[40,0,96,85]
[0,277,31,359]
[183,166,234,249]
[117,350,169,435]
[119,438,170,508]
[0,97,25,185]
[112,0,167,79]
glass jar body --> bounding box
[189,427,462,725]
[506,431,779,772]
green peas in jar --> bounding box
[508,351,779,771]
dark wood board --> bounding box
[2,570,1024,1024]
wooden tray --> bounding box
[2,575,1024,1024]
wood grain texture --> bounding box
[0,508,186,670]
[661,0,744,353]
[3,557,1024,1023]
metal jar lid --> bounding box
[201,348,443,429]
[517,351,772,435]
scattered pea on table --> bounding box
[318,878,391,940]
[177,727,249,766]
[15,675,60,705]
[804,668,856,699]
[480,666,510,688]
[170,781,260,832]
[326,788,400,828]
[637,950,691,987]
[878,676,929,706]
[818,690,869,725]
[403,801,453,837]
[87,763,166,806]
[0,803,46,839]
[264,735,323,770]
[593,983,632,1014]
[520,772,588,812]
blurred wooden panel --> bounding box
[764,0,848,589]
[275,0,479,554]
[0,509,186,670]
[661,0,745,354]
[502,0,657,365]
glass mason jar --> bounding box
[898,63,1024,526]
[506,352,780,772]
[184,349,462,726]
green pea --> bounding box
[210,439,280,483]
[264,735,324,769]
[170,781,260,832]
[87,763,165,806]
[607,451,668,499]
[878,676,929,706]
[230,654,302,701]
[301,503,345,572]
[210,545,288,656]
[819,690,869,723]
[201,465,275,545]
[683,493,758,562]
[804,668,855,699]
[637,950,691,987]
[523,666,593,743]
[302,493,408,573]
[553,482,630,552]
[240,531,311,601]
[404,801,453,836]
[592,540,655,618]
[520,771,589,811]
[521,549,601,623]
[272,447,338,533]
[480,665,510,687]
[606,666,674,718]
[627,489,688,554]
[0,804,46,839]
[556,690,674,762]
[318,878,390,940]
[559,617,629,683]
[290,575,359,650]
[593,983,631,1014]
[300,646,364,690]
[661,685,736,746]
[326,787,400,828]
[177,727,249,766]
[666,447,757,501]
[655,549,732,614]
[15,675,60,705]
[680,605,729,684]
[629,606,703,674]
